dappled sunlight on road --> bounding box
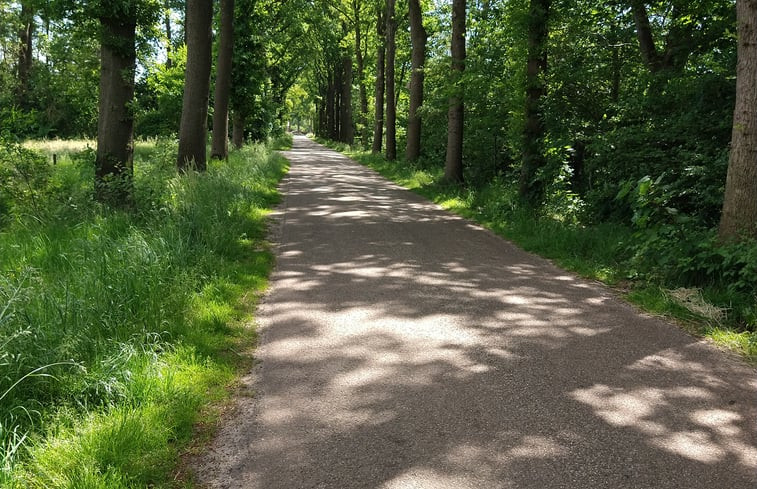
[199,136,757,489]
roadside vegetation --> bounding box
[319,138,757,363]
[0,135,289,488]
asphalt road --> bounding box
[197,136,757,488]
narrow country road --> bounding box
[198,136,757,488]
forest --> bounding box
[0,0,756,487]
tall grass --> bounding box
[0,136,288,487]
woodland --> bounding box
[0,0,756,487]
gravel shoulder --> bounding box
[196,136,757,489]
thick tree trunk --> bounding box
[232,112,245,148]
[353,0,369,146]
[340,54,354,144]
[177,0,213,171]
[95,17,137,205]
[372,7,386,154]
[385,0,397,160]
[16,2,34,108]
[443,0,466,183]
[211,0,235,160]
[518,0,550,205]
[406,0,427,162]
[719,0,757,241]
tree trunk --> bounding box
[406,0,427,162]
[353,0,369,146]
[177,0,213,172]
[16,2,34,108]
[372,6,386,154]
[211,0,235,160]
[630,0,661,72]
[232,111,245,148]
[95,16,137,205]
[630,1,692,75]
[385,0,397,160]
[719,0,757,241]
[340,54,354,144]
[443,0,466,183]
[165,0,173,69]
[518,0,550,206]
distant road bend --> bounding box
[198,135,757,489]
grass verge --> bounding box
[1,136,290,487]
[317,138,757,363]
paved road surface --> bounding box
[198,136,757,488]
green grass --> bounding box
[0,138,288,487]
[318,138,757,363]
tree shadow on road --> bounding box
[198,137,757,489]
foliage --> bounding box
[135,46,188,137]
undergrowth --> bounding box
[0,135,289,487]
[318,138,757,363]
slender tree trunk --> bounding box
[340,54,354,143]
[16,2,34,108]
[443,0,466,183]
[630,0,661,72]
[335,62,342,138]
[372,6,386,154]
[328,67,340,140]
[385,0,397,160]
[95,16,137,205]
[719,0,757,241]
[165,1,173,69]
[630,1,691,75]
[177,0,213,171]
[406,0,427,162]
[232,111,245,148]
[211,0,235,160]
[518,0,550,205]
[353,0,368,146]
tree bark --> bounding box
[165,0,173,69]
[372,5,386,154]
[177,0,213,172]
[211,0,235,160]
[340,53,354,144]
[518,0,550,205]
[385,0,397,160]
[406,0,427,162]
[353,0,369,146]
[719,0,757,241]
[444,0,466,183]
[16,2,34,108]
[232,111,245,148]
[630,1,692,74]
[95,16,137,205]
[630,0,661,72]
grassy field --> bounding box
[1,136,290,487]
[317,138,757,363]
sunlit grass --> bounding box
[1,138,288,487]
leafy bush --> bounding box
[0,141,52,224]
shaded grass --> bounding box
[319,138,757,363]
[1,139,288,487]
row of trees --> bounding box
[305,0,755,243]
[2,0,755,241]
[1,0,325,203]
